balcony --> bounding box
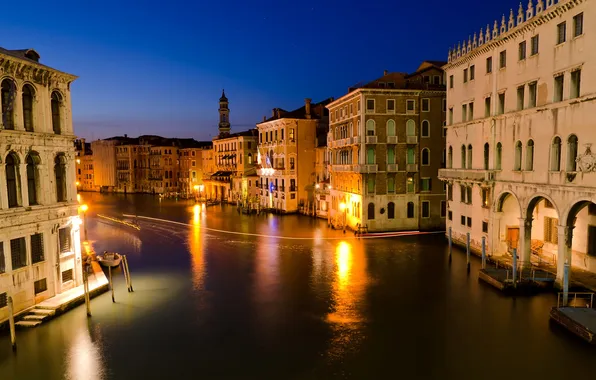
[365,136,378,144]
[406,164,418,172]
[331,164,354,172]
[406,136,418,144]
[387,164,398,172]
[354,164,378,173]
[351,136,362,144]
[438,168,493,182]
[387,136,398,144]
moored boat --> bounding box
[97,251,123,267]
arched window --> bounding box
[169,170,173,179]
[6,153,21,207]
[421,148,430,166]
[367,202,375,220]
[51,91,63,134]
[388,202,395,219]
[165,171,169,179]
[421,120,430,137]
[55,154,67,202]
[567,134,578,172]
[461,145,466,168]
[514,141,522,171]
[467,144,473,169]
[407,148,415,164]
[349,122,353,136]
[357,119,361,133]
[387,147,395,164]
[448,146,453,168]
[387,119,396,136]
[406,119,415,136]
[526,139,534,171]
[407,202,414,218]
[1,79,16,130]
[248,153,253,164]
[483,143,489,170]
[366,119,375,136]
[551,136,561,171]
[22,84,34,132]
[367,148,375,164]
[26,152,41,206]
[496,142,502,170]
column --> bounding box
[556,224,573,288]
[19,163,30,207]
[519,217,533,268]
[490,212,502,256]
[0,164,8,209]
[13,90,25,131]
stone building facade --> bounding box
[0,47,82,323]
[439,0,594,283]
[256,98,331,213]
[327,62,447,232]
[179,142,213,198]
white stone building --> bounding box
[440,0,594,285]
[0,48,81,323]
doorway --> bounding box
[506,226,519,252]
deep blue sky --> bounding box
[4,0,521,141]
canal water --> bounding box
[1,193,596,379]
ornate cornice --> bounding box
[0,53,77,87]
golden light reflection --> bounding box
[336,241,352,289]
[65,325,105,380]
[189,221,205,291]
[193,204,200,225]
[76,193,81,203]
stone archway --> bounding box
[559,198,596,278]
[492,191,522,257]
[523,194,561,268]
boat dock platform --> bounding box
[478,265,556,294]
[550,292,596,344]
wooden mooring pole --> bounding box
[466,232,471,272]
[448,227,452,263]
[124,255,133,292]
[8,296,16,350]
[563,262,570,306]
[481,236,486,270]
[83,265,91,317]
[109,266,115,303]
[512,248,518,288]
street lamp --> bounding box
[80,204,89,241]
[339,202,347,233]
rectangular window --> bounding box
[482,188,491,208]
[448,108,453,125]
[589,225,596,257]
[449,75,454,88]
[531,35,539,55]
[387,177,395,193]
[357,100,361,112]
[59,226,72,254]
[10,237,26,270]
[406,100,415,113]
[486,57,492,73]
[467,186,473,205]
[0,292,6,309]
[461,215,466,225]
[407,176,415,193]
[387,99,395,112]
[554,74,564,102]
[367,178,375,194]
[470,65,475,81]
[467,217,472,228]
[62,269,73,283]
[31,233,44,264]
[544,217,559,244]
[498,93,505,115]
[34,278,47,295]
[518,41,526,61]
[573,13,583,37]
[433,75,440,85]
[557,22,566,44]
[460,184,466,203]
[0,243,4,274]
[448,184,453,201]
[463,68,468,83]
[422,201,430,218]
[482,221,489,233]
[349,104,353,115]
[461,104,467,122]
[468,102,474,121]
[366,99,375,112]
[485,97,491,117]
[528,82,537,108]
[442,98,446,112]
[571,70,581,99]
[499,51,507,69]
[440,201,446,217]
[420,178,431,191]
[422,98,430,112]
[517,86,525,111]
[448,211,453,221]
[407,203,415,218]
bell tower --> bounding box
[218,89,230,137]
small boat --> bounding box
[97,251,122,267]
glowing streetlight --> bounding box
[76,159,81,164]
[80,204,89,241]
[76,181,80,186]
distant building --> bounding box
[179,141,213,198]
[440,0,595,282]
[0,47,82,323]
[327,61,447,232]
[75,139,94,191]
[256,98,332,213]
[91,139,118,192]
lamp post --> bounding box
[339,202,347,233]
[80,204,88,241]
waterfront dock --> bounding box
[478,266,555,294]
[550,293,596,344]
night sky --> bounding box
[4,0,522,141]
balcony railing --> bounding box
[406,136,418,144]
[331,164,354,172]
[387,164,399,172]
[354,164,378,173]
[365,135,378,144]
[438,168,491,181]
[352,136,362,144]
[387,136,398,144]
[406,164,418,172]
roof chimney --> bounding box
[383,70,388,76]
[272,108,277,118]
[263,116,266,122]
[305,98,312,119]
[81,138,86,155]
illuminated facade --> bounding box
[75,139,94,192]
[440,0,596,282]
[328,62,447,232]
[179,143,213,198]
[256,98,331,213]
[0,47,83,323]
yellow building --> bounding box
[179,142,213,198]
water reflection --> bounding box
[64,323,105,380]
[188,210,206,291]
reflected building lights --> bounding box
[65,326,105,380]
[193,204,201,225]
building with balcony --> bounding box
[256,98,332,213]
[204,91,258,202]
[0,47,83,323]
[327,62,447,232]
[439,0,595,283]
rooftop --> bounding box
[260,98,334,123]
